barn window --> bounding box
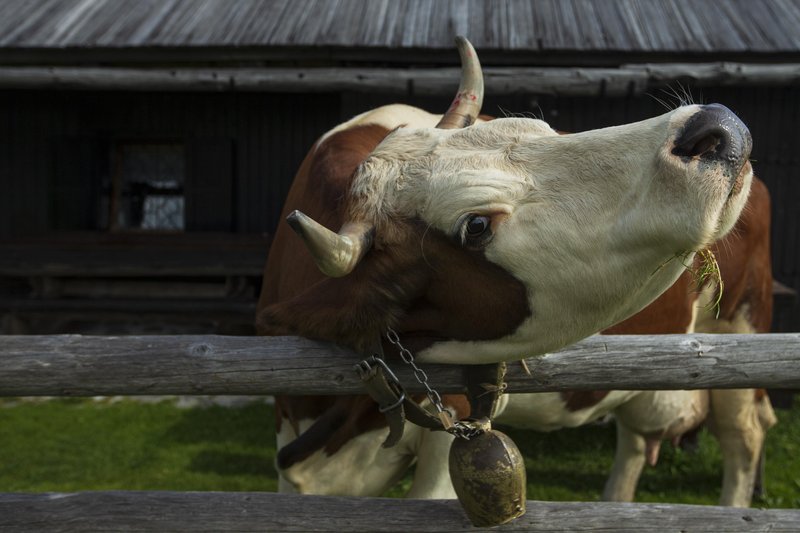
[107,142,185,231]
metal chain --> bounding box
[386,327,446,413]
[385,327,483,440]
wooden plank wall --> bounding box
[0,89,341,239]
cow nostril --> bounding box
[672,129,724,159]
[672,104,751,165]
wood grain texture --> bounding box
[1,333,798,397]
[0,492,797,532]
[1,0,798,54]
[0,64,798,96]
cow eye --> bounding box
[458,214,493,249]
[466,215,490,237]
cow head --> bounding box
[260,39,753,365]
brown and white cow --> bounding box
[495,176,777,507]
[256,40,754,499]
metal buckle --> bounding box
[378,390,406,413]
[355,355,406,413]
[355,355,401,383]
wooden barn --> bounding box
[1,0,799,335]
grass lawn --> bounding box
[0,398,277,492]
[1,396,798,507]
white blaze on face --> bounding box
[350,105,753,364]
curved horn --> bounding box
[436,36,485,129]
[286,210,374,278]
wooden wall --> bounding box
[0,90,341,238]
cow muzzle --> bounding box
[671,103,752,187]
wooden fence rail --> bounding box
[1,333,799,397]
[2,332,799,531]
[2,63,800,97]
[1,492,798,532]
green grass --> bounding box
[0,398,277,492]
[1,397,798,508]
[504,402,800,508]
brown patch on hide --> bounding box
[257,123,392,318]
[321,396,388,456]
[560,391,611,411]
[754,388,767,403]
[442,394,472,421]
[276,393,472,470]
[603,271,696,334]
[275,395,340,435]
[258,219,432,352]
[706,177,773,333]
[393,223,531,352]
[276,395,387,470]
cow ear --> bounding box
[256,245,429,353]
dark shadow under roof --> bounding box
[1,0,799,66]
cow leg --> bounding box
[602,420,646,502]
[753,390,778,500]
[276,419,304,493]
[708,389,776,507]
[752,441,767,500]
[406,428,458,499]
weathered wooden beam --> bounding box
[0,63,798,96]
[1,298,255,318]
[1,333,798,397]
[0,237,268,277]
[0,492,797,532]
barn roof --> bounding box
[1,0,799,66]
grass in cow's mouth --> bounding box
[692,249,724,318]
[654,249,724,319]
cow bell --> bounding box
[448,419,526,527]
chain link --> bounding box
[385,327,483,440]
[386,327,445,414]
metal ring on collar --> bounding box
[378,391,407,413]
